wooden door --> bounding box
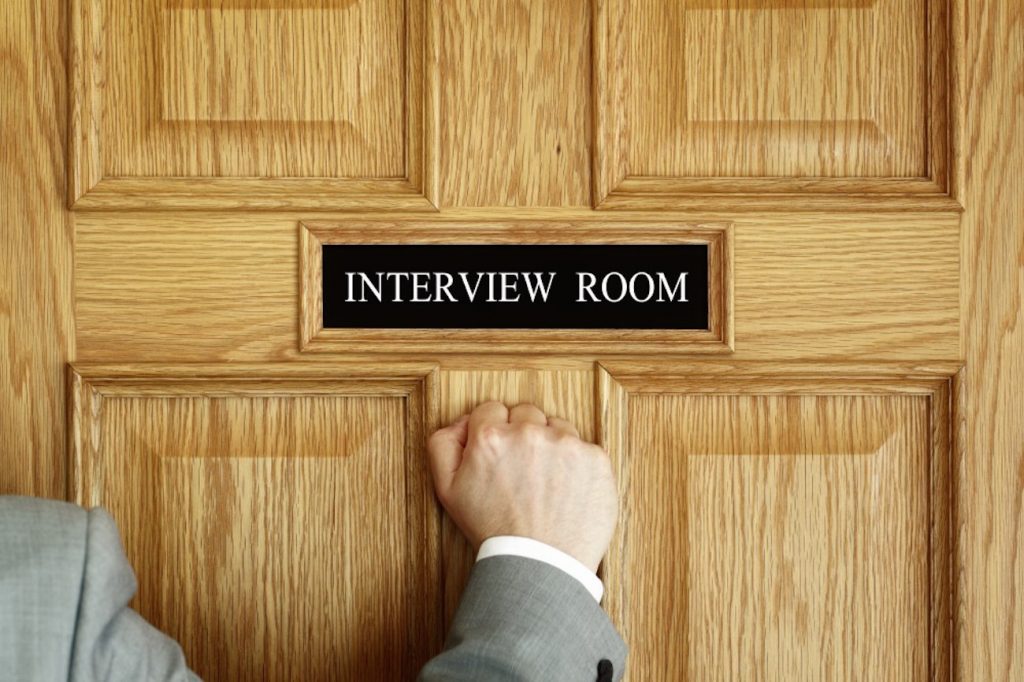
[4,0,1023,680]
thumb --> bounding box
[426,415,469,497]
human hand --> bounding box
[426,401,618,572]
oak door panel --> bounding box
[438,0,591,207]
[69,364,441,681]
[70,0,435,209]
[593,0,959,209]
[599,367,955,681]
[73,211,958,364]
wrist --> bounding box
[476,535,605,602]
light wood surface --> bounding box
[439,0,591,207]
[630,0,928,178]
[0,0,74,497]
[69,0,437,210]
[592,0,960,210]
[69,364,442,680]
[633,393,930,680]
[599,365,956,681]
[75,210,956,364]
[100,0,406,176]
[162,5,398,127]
[958,0,1024,677]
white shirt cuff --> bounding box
[476,535,604,603]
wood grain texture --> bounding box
[437,368,595,626]
[958,0,1024,678]
[632,0,928,178]
[69,0,438,210]
[730,212,959,360]
[69,363,442,681]
[0,0,74,497]
[74,210,957,364]
[598,365,956,681]
[162,5,395,125]
[70,178,439,212]
[592,0,961,210]
[594,189,964,213]
[300,220,732,354]
[439,0,591,206]
[140,0,404,174]
[76,215,298,361]
[7,0,1023,675]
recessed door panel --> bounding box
[69,0,434,209]
[599,368,954,681]
[592,0,959,209]
[69,365,441,681]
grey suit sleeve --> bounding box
[0,496,199,682]
[419,555,627,682]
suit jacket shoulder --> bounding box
[0,496,88,680]
[0,496,198,682]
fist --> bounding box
[426,401,618,572]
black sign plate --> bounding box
[322,244,708,330]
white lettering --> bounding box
[576,272,599,302]
[657,272,688,302]
[485,272,498,303]
[435,272,456,302]
[410,272,432,302]
[358,272,384,302]
[341,270,692,305]
[601,272,628,303]
[522,272,556,302]
[499,272,520,302]
[345,272,357,302]
[459,272,484,302]
[628,272,655,303]
[384,272,409,302]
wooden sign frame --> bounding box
[299,221,733,355]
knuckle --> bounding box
[476,423,504,445]
[518,423,546,442]
[554,430,576,445]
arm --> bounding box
[0,496,198,682]
[419,555,625,682]
[70,505,199,681]
[419,402,627,682]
